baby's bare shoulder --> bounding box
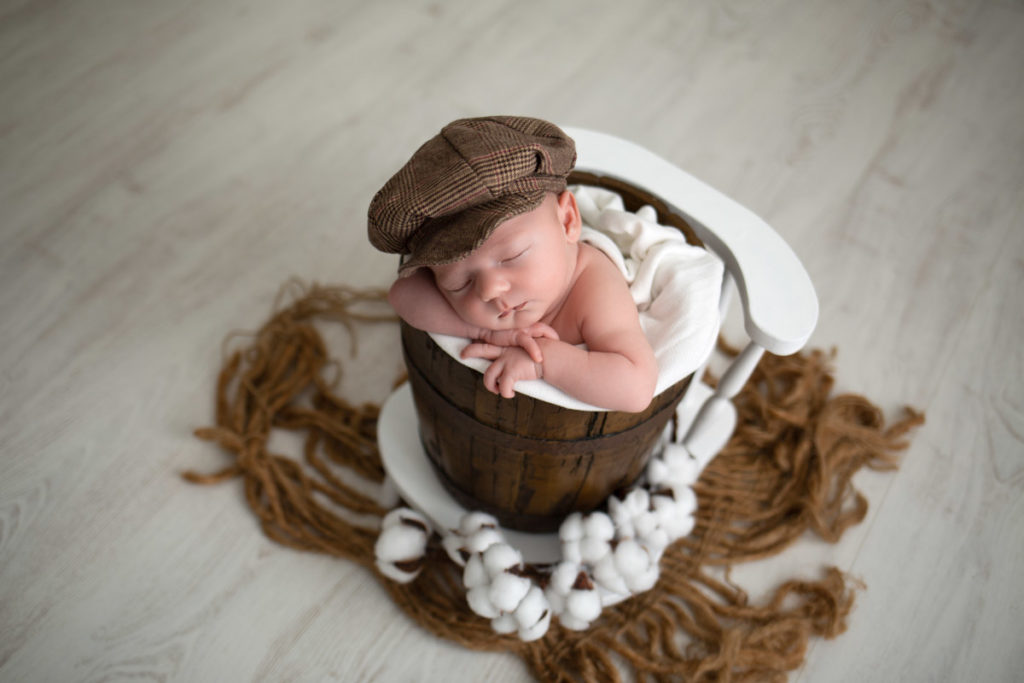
[573,244,630,298]
[566,246,637,331]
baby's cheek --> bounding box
[444,295,471,319]
[453,300,488,327]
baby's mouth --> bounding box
[498,302,527,319]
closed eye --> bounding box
[444,280,471,293]
[501,248,528,264]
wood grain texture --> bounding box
[1,0,1021,680]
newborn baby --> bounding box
[368,116,657,412]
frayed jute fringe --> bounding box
[184,282,923,682]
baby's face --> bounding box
[431,193,579,331]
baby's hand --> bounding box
[463,323,558,363]
[478,347,542,399]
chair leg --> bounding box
[683,341,765,469]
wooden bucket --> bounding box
[401,173,705,532]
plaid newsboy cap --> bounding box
[367,116,577,275]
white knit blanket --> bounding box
[431,186,723,411]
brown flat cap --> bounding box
[367,116,576,274]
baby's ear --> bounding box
[557,190,582,242]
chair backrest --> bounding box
[563,126,818,356]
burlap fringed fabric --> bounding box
[184,282,923,682]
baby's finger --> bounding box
[462,342,502,360]
[482,361,502,394]
[519,336,543,363]
[499,375,516,399]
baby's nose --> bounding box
[476,271,509,301]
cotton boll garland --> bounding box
[373,443,702,640]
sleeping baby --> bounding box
[368,116,657,413]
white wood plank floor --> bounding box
[2,1,1021,681]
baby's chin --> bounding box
[496,308,545,330]
[465,310,542,332]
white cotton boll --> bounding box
[467,585,500,619]
[614,518,636,540]
[442,534,468,567]
[624,489,650,517]
[579,535,611,565]
[545,587,566,615]
[651,493,676,520]
[402,508,429,530]
[641,528,670,557]
[651,496,679,536]
[514,586,549,630]
[559,512,584,542]
[489,572,532,613]
[482,543,522,578]
[652,492,684,522]
[373,517,425,584]
[375,559,419,584]
[549,562,580,596]
[559,614,591,631]
[582,512,615,541]
[647,458,670,487]
[607,496,626,523]
[633,510,659,539]
[381,507,427,532]
[670,513,695,541]
[561,539,582,565]
[663,445,700,486]
[374,525,427,563]
[591,553,629,596]
[463,554,489,589]
[613,539,650,579]
[566,588,602,623]
[652,495,694,541]
[624,564,660,594]
[380,508,406,531]
[672,485,698,515]
[660,517,687,543]
[491,612,519,634]
[465,527,504,554]
[459,511,499,536]
[518,609,551,641]
[607,497,635,538]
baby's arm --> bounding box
[388,269,479,339]
[388,270,557,362]
[532,319,657,412]
[466,254,657,412]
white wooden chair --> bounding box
[563,126,818,467]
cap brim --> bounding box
[397,190,548,276]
